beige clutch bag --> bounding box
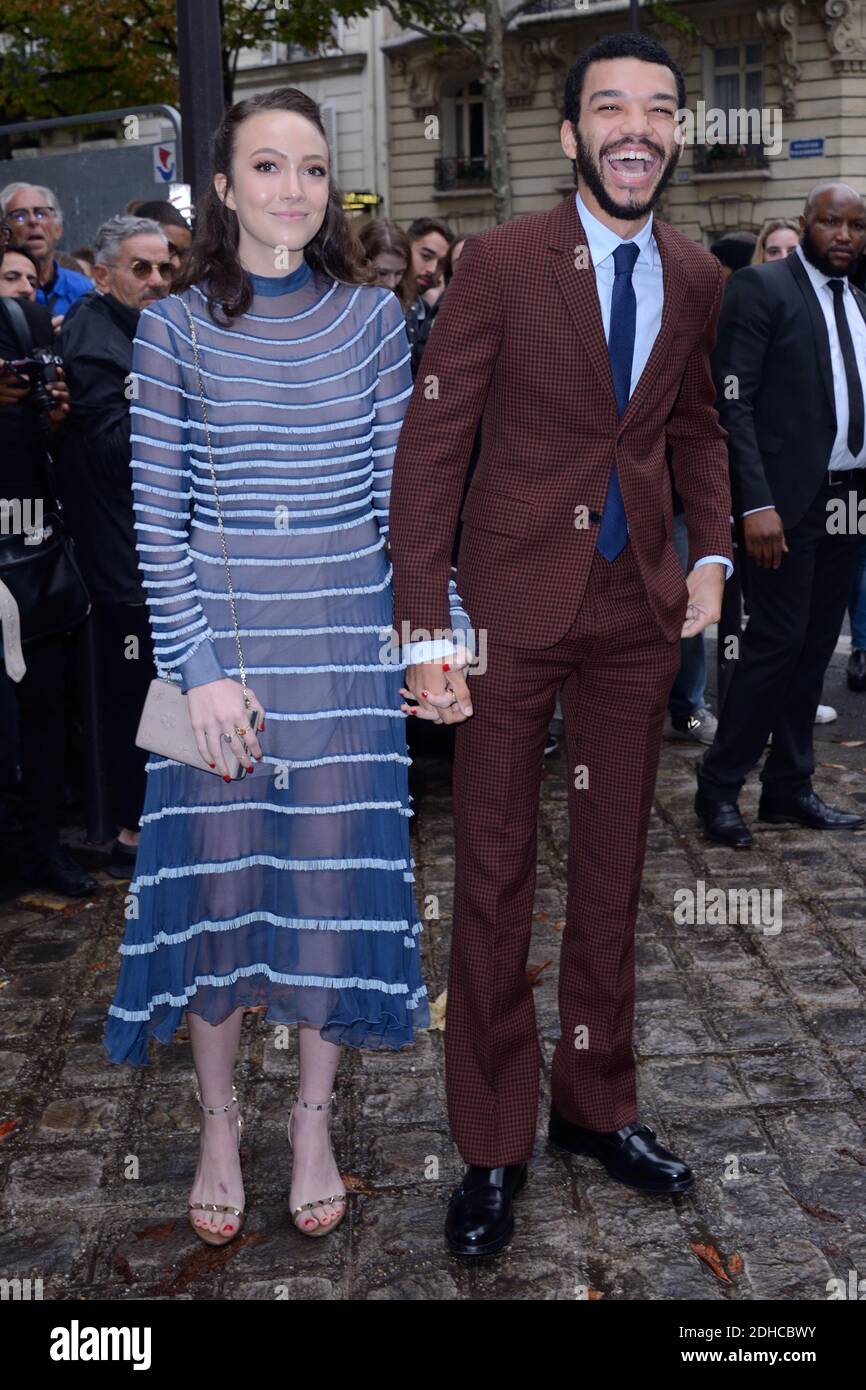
[135,676,258,777]
[134,297,256,778]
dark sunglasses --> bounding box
[127,257,174,280]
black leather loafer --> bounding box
[847,649,866,692]
[758,790,864,830]
[445,1163,528,1257]
[20,845,98,898]
[548,1107,695,1194]
[694,791,752,848]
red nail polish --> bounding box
[247,765,254,772]
[442,663,451,672]
[209,763,215,769]
[420,689,429,698]
[259,721,265,731]
[223,775,231,782]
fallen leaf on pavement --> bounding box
[690,1241,731,1282]
[425,989,447,1030]
[341,1172,373,1195]
[526,960,552,986]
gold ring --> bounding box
[235,726,248,738]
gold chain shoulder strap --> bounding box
[175,294,248,702]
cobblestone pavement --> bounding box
[1,641,864,1301]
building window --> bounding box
[694,44,768,173]
[435,79,490,191]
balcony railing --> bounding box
[434,156,491,191]
[691,143,770,174]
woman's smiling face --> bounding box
[214,109,331,275]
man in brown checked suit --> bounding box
[389,32,734,1258]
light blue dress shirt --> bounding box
[574,190,731,579]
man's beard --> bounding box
[574,128,679,221]
[800,224,856,279]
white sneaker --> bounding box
[814,704,838,724]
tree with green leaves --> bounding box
[0,0,370,124]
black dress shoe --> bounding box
[694,791,752,848]
[445,1163,528,1257]
[20,845,98,898]
[548,1106,694,1194]
[758,789,865,830]
[848,649,866,692]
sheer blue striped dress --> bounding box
[102,259,431,1065]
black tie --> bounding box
[828,279,865,459]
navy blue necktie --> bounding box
[597,240,640,562]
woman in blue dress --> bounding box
[102,88,440,1244]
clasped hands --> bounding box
[400,646,476,725]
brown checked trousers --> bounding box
[446,542,680,1162]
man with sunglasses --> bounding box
[58,215,171,878]
[0,182,92,326]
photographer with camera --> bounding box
[0,223,96,897]
[58,215,170,879]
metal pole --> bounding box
[176,0,225,207]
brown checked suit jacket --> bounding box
[389,192,734,651]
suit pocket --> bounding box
[459,487,535,538]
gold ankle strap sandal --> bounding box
[188,1085,246,1247]
[287,1091,347,1237]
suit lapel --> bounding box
[786,252,836,423]
[548,196,616,413]
[546,193,686,427]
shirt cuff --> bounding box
[693,554,734,581]
[403,638,456,666]
[177,639,226,693]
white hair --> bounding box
[0,181,62,224]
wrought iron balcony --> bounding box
[433,156,491,191]
[691,143,770,174]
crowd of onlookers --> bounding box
[0,177,864,894]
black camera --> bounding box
[4,346,63,417]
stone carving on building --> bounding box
[756,2,805,116]
[824,0,866,71]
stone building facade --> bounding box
[381,1,866,243]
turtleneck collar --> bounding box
[247,259,312,296]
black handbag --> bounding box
[0,297,91,670]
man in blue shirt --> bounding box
[0,182,92,325]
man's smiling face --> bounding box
[561,57,682,225]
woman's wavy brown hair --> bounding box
[356,217,415,312]
[174,87,375,322]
